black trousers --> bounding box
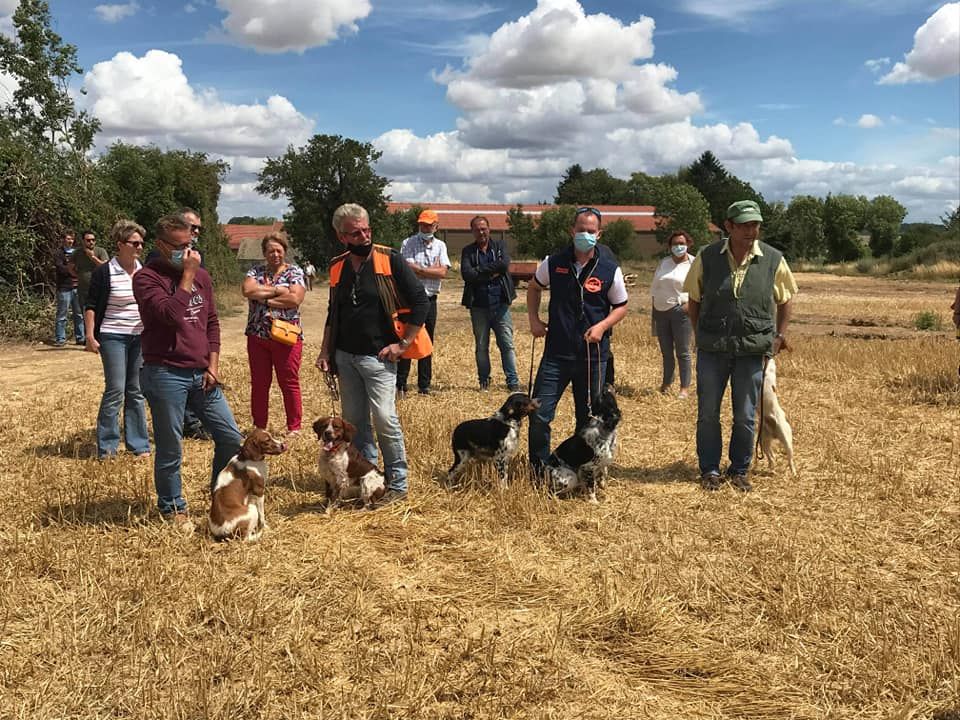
[397,295,438,391]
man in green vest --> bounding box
[683,200,798,492]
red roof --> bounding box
[222,221,285,251]
[386,202,658,233]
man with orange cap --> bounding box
[397,208,450,396]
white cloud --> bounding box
[879,3,960,84]
[184,3,197,12]
[856,113,884,128]
[214,0,372,53]
[674,0,780,22]
[94,3,140,23]
[0,0,17,37]
[83,50,314,156]
[864,57,890,73]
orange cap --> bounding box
[418,209,439,224]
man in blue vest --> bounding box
[527,207,629,474]
[684,200,798,492]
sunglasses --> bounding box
[121,240,145,248]
[575,207,602,222]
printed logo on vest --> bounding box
[555,267,569,274]
[584,277,603,293]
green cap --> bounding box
[726,200,763,224]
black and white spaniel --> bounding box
[545,385,621,503]
[448,392,541,487]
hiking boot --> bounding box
[373,489,408,508]
[728,473,753,492]
[700,471,722,491]
[417,387,430,395]
[184,424,212,441]
[507,383,521,392]
[479,380,490,391]
[163,511,195,535]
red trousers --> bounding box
[247,334,303,432]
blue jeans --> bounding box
[469,305,519,387]
[695,350,764,476]
[55,289,83,344]
[96,333,150,458]
[140,364,243,515]
[528,352,606,471]
[654,306,693,388]
[336,350,408,492]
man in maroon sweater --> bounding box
[134,214,242,532]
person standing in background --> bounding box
[651,230,695,398]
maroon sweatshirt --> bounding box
[133,259,220,368]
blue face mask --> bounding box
[573,232,597,252]
[671,244,687,257]
[169,249,185,268]
[420,232,434,242]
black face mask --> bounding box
[347,243,373,258]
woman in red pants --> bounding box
[242,232,306,435]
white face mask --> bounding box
[670,244,687,257]
[420,231,434,242]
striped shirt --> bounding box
[400,234,451,297]
[100,257,144,335]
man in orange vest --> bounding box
[316,203,430,506]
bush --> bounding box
[913,311,943,331]
[0,286,55,342]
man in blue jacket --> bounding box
[527,207,629,474]
[460,216,520,391]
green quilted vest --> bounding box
[696,241,782,356]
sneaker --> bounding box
[75,339,85,346]
[678,388,690,399]
[700,471,722,491]
[53,340,66,348]
[507,384,521,392]
[417,388,430,395]
[373,489,408,508]
[183,424,212,441]
[728,473,753,492]
[163,512,195,534]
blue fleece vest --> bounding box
[544,244,619,360]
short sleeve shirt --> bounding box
[244,263,306,339]
[684,239,797,305]
[400,235,451,297]
[534,257,629,306]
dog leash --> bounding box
[528,335,538,393]
[585,340,600,418]
[322,369,342,417]
[754,354,770,461]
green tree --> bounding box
[865,195,907,256]
[96,143,236,283]
[554,167,629,205]
[679,151,767,227]
[256,134,389,267]
[823,194,868,262]
[784,195,826,260]
[227,215,278,225]
[379,205,424,248]
[626,172,711,246]
[507,205,537,258]
[761,200,789,252]
[601,219,635,259]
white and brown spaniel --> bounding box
[312,416,386,510]
[208,428,286,541]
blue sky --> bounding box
[8,0,958,221]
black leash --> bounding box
[754,355,770,461]
[322,369,342,417]
[528,335,538,394]
[585,340,601,417]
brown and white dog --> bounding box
[312,416,386,510]
[208,429,286,541]
[756,357,797,475]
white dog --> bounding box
[756,357,796,475]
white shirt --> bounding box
[651,254,694,312]
[100,257,144,335]
[534,255,629,306]
[401,233,451,297]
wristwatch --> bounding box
[774,332,784,339]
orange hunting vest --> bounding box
[329,245,433,360]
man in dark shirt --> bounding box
[74,229,108,309]
[53,230,83,347]
[134,214,243,532]
[460,216,520,391]
[316,203,429,505]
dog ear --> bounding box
[342,420,357,442]
[312,417,326,438]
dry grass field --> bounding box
[1,271,958,719]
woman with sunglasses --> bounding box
[83,220,151,460]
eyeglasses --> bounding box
[342,227,372,241]
[121,240,145,248]
[575,207,602,222]
[190,224,202,233]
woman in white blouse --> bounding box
[651,231,695,398]
[83,220,150,459]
